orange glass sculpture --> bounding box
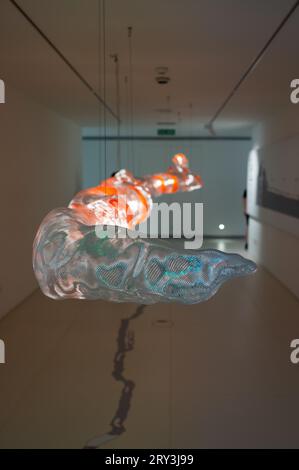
[68,153,203,228]
[33,153,256,303]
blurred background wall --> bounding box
[0,85,81,318]
[248,106,299,298]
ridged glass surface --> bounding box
[33,208,256,304]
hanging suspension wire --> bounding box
[111,54,121,169]
[189,102,193,157]
[124,75,130,167]
[102,0,107,184]
[128,26,135,171]
[98,0,103,183]
[166,95,172,164]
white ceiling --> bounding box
[0,0,298,136]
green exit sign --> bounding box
[157,128,176,136]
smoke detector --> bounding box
[155,66,170,85]
[156,76,170,85]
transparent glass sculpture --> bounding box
[33,154,256,304]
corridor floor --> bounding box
[0,239,298,449]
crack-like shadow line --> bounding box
[84,304,146,449]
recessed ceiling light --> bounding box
[219,224,225,230]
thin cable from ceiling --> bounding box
[111,54,121,168]
[128,26,135,171]
[9,0,120,123]
[206,0,299,131]
[102,0,107,182]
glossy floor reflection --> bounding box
[0,238,299,449]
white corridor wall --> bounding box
[0,85,82,318]
[248,105,299,298]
